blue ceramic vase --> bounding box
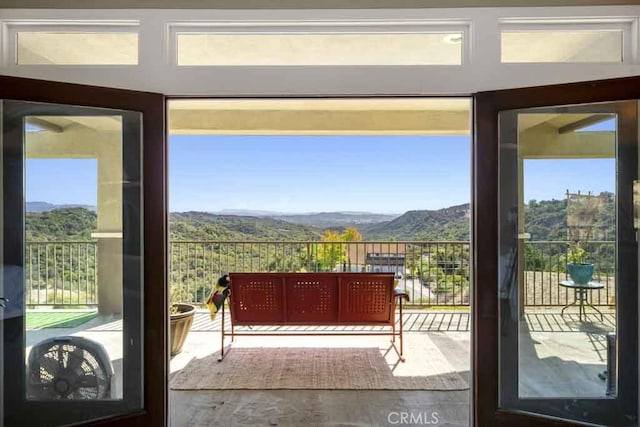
[567,263,594,285]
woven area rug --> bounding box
[170,335,468,391]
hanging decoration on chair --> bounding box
[206,274,231,321]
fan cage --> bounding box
[27,336,114,400]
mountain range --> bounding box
[24,194,616,242]
[26,201,96,213]
[273,212,398,228]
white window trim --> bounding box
[1,20,140,66]
[168,19,471,67]
[0,6,639,95]
[500,17,639,64]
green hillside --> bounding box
[26,207,97,241]
[524,193,615,241]
[362,204,470,240]
[170,212,322,241]
[361,193,615,241]
[25,209,322,241]
[24,192,615,242]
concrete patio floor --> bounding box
[168,308,613,426]
[169,328,471,427]
[22,307,616,426]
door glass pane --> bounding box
[2,101,143,425]
[498,102,637,424]
[519,114,616,399]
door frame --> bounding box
[7,73,640,425]
[473,76,640,426]
[0,75,167,427]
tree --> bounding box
[404,244,425,277]
[342,226,363,242]
[311,230,345,271]
[310,227,363,271]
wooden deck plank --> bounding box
[444,312,454,331]
[418,312,429,331]
[188,309,614,334]
[406,313,419,330]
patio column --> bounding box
[95,135,123,315]
[25,125,123,313]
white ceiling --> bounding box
[168,98,472,135]
[2,0,637,8]
[27,101,611,138]
[3,6,638,95]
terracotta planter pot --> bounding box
[170,303,196,356]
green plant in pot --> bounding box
[170,284,196,357]
[567,243,594,285]
[566,191,603,285]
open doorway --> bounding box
[166,98,472,426]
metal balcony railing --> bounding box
[169,240,471,306]
[26,241,98,306]
[24,239,616,308]
[523,241,615,307]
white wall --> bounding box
[2,0,640,8]
[0,6,639,95]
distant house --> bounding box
[346,243,406,275]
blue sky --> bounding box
[523,158,614,203]
[523,118,616,202]
[26,124,616,214]
[168,135,470,213]
[26,159,97,206]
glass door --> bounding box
[474,77,640,426]
[0,76,166,426]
